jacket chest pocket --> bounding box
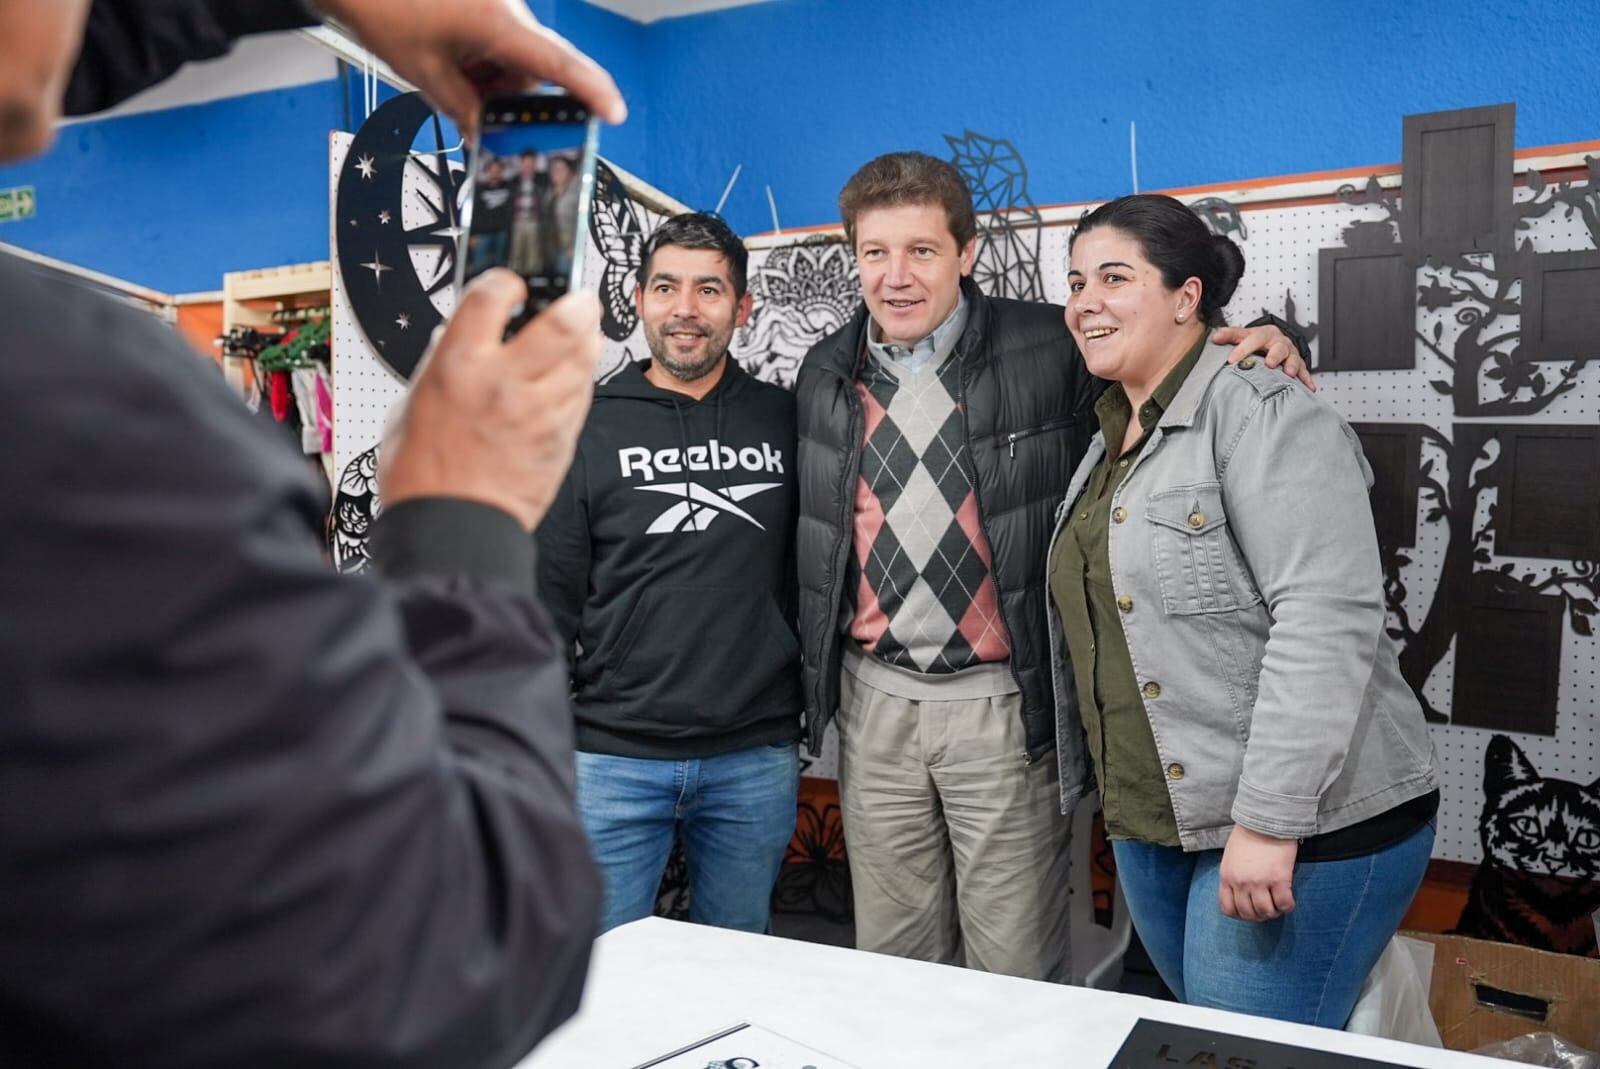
[1146,484,1261,615]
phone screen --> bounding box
[461,94,599,323]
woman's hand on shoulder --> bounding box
[1218,825,1298,922]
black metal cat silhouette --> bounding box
[1455,735,1600,956]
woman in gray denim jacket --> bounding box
[1047,195,1438,1028]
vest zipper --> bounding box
[1006,417,1077,459]
[957,366,1028,717]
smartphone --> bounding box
[458,91,601,330]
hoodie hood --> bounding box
[595,356,753,405]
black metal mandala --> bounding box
[336,92,466,380]
[735,237,859,389]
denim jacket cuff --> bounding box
[1231,778,1321,839]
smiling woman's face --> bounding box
[0,0,91,163]
[1065,225,1197,386]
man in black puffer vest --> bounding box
[794,152,1308,982]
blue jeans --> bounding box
[467,230,508,276]
[1111,821,1434,1028]
[575,742,800,935]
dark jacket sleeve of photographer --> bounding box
[63,0,320,115]
[1,0,602,1054]
[0,253,598,1069]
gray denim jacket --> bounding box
[1047,337,1438,851]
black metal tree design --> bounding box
[1319,107,1600,729]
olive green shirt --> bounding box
[1048,332,1208,845]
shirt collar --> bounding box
[1094,329,1212,442]
[866,293,969,371]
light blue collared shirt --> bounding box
[866,294,969,373]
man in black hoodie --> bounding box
[539,213,802,934]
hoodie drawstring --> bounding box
[672,397,703,531]
[714,386,734,508]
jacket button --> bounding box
[1112,507,1128,523]
[1188,511,1206,528]
[1239,357,1258,369]
[1117,596,1133,613]
[1167,762,1185,781]
[1142,681,1161,699]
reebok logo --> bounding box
[618,439,785,482]
[635,481,782,534]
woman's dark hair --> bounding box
[640,211,749,298]
[1069,194,1245,327]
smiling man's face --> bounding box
[636,245,752,385]
[852,201,975,348]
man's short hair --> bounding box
[640,212,749,298]
[838,151,978,250]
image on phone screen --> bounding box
[462,97,595,316]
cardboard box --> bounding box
[1402,931,1600,1053]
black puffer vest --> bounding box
[794,278,1104,760]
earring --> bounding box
[1176,312,1186,322]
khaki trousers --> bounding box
[837,669,1074,982]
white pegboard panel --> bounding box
[331,131,413,482]
[1212,183,1600,864]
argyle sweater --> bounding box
[848,338,1011,675]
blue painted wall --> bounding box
[644,0,1600,237]
[1,79,344,293]
[4,0,1597,291]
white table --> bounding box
[520,917,1508,1068]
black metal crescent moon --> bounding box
[336,92,464,381]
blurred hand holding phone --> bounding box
[458,92,601,333]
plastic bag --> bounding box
[1345,935,1443,1046]
[1471,1032,1599,1068]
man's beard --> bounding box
[644,320,733,383]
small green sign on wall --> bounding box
[0,186,37,223]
